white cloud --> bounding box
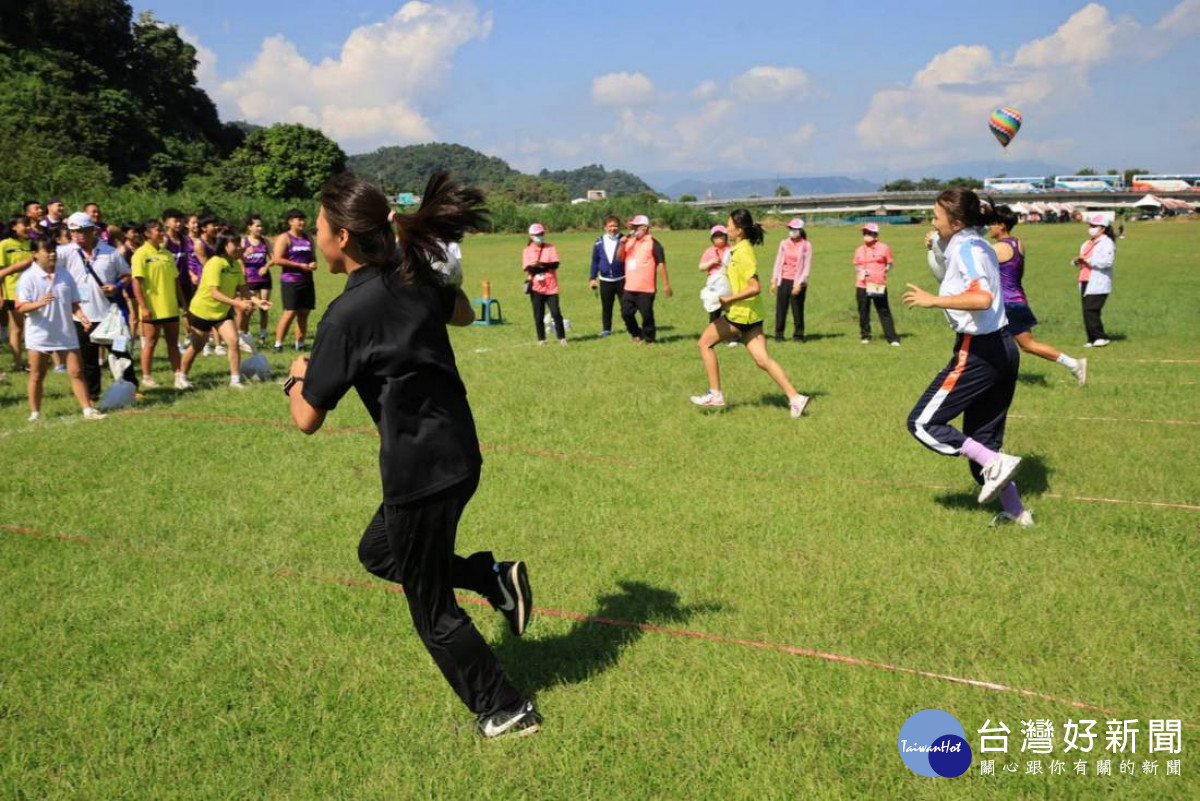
[591,72,657,106]
[730,66,811,102]
[690,80,719,100]
[855,1,1199,166]
[788,123,817,148]
[190,1,492,150]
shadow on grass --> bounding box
[792,332,845,343]
[933,452,1054,510]
[1017,372,1050,387]
[725,390,829,411]
[495,580,722,695]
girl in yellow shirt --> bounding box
[690,208,811,418]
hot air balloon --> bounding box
[989,107,1022,148]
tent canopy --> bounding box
[1133,194,1163,208]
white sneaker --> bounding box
[789,394,811,419]
[690,390,726,408]
[990,509,1035,528]
[141,375,159,388]
[537,340,547,347]
[860,338,870,345]
[202,344,213,357]
[174,373,195,390]
[82,407,107,420]
[214,344,228,355]
[726,340,740,347]
[890,341,901,347]
[1091,338,1110,348]
[977,453,1023,505]
[178,343,188,355]
[27,411,40,422]
[229,378,246,390]
[559,338,568,346]
[238,333,254,354]
[1073,357,1088,386]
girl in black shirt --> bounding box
[285,172,540,739]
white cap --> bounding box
[1083,211,1114,227]
[627,214,650,227]
[66,211,96,231]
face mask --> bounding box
[1088,226,1103,238]
[634,229,646,239]
[863,235,876,244]
[531,235,544,244]
[789,230,802,239]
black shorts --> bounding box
[724,316,763,334]
[282,282,315,311]
[246,280,272,292]
[1004,303,1039,336]
[187,310,233,333]
[2,299,14,312]
[143,317,178,327]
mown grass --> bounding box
[1,218,1196,799]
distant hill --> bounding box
[348,144,658,204]
[664,175,880,200]
[537,164,656,199]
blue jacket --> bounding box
[590,235,625,281]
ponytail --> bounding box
[390,171,489,285]
[319,170,489,285]
[729,208,765,246]
[936,187,997,228]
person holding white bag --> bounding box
[59,211,137,400]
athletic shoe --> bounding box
[257,333,268,346]
[977,453,1023,505]
[272,344,283,354]
[990,509,1035,528]
[178,343,188,355]
[27,411,40,422]
[174,373,194,391]
[141,376,159,388]
[54,364,67,373]
[294,342,308,352]
[789,394,811,419]
[1073,358,1088,386]
[82,407,107,420]
[491,561,533,637]
[537,340,547,347]
[238,333,254,354]
[600,330,611,338]
[889,341,901,347]
[690,390,726,408]
[860,338,870,345]
[213,344,227,356]
[1091,338,1110,348]
[559,338,568,346]
[476,700,541,740]
[726,340,739,347]
[202,344,213,357]
[229,379,246,390]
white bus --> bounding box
[1053,174,1124,191]
[1131,174,1200,193]
[983,176,1050,193]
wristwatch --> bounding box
[282,375,304,397]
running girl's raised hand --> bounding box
[902,282,936,308]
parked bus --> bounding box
[983,176,1050,193]
[1053,174,1124,191]
[1131,174,1200,193]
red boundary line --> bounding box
[5,523,1196,727]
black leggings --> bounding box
[531,293,565,341]
[598,278,626,333]
[774,279,807,340]
[356,474,523,717]
[1080,284,1108,343]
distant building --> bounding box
[586,189,607,202]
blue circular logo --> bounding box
[898,709,973,777]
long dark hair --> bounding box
[319,171,488,285]
[936,187,999,228]
[729,208,764,246]
[992,204,1019,232]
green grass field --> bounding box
[1,218,1196,799]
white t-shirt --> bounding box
[16,264,81,352]
[938,228,1007,335]
[60,241,130,322]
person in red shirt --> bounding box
[852,223,900,345]
[523,223,566,345]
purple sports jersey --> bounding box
[242,237,271,284]
[280,233,314,284]
[165,235,189,281]
[997,236,1027,305]
[188,237,213,279]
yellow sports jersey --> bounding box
[131,242,179,320]
[0,237,33,300]
[189,256,243,321]
[725,240,764,326]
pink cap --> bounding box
[627,214,650,227]
[787,218,805,230]
[1083,211,1114,227]
[862,222,880,234]
[709,224,728,237]
[527,223,546,236]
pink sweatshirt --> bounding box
[771,238,812,286]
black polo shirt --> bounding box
[302,266,482,504]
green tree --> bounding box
[1123,168,1149,187]
[882,179,916,192]
[944,176,983,189]
[916,177,942,191]
[774,185,791,197]
[678,194,697,203]
[1076,167,1098,175]
[223,124,347,199]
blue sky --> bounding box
[139,0,1200,179]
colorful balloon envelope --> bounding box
[988,107,1022,148]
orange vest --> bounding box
[623,235,659,293]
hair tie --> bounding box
[387,210,397,224]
